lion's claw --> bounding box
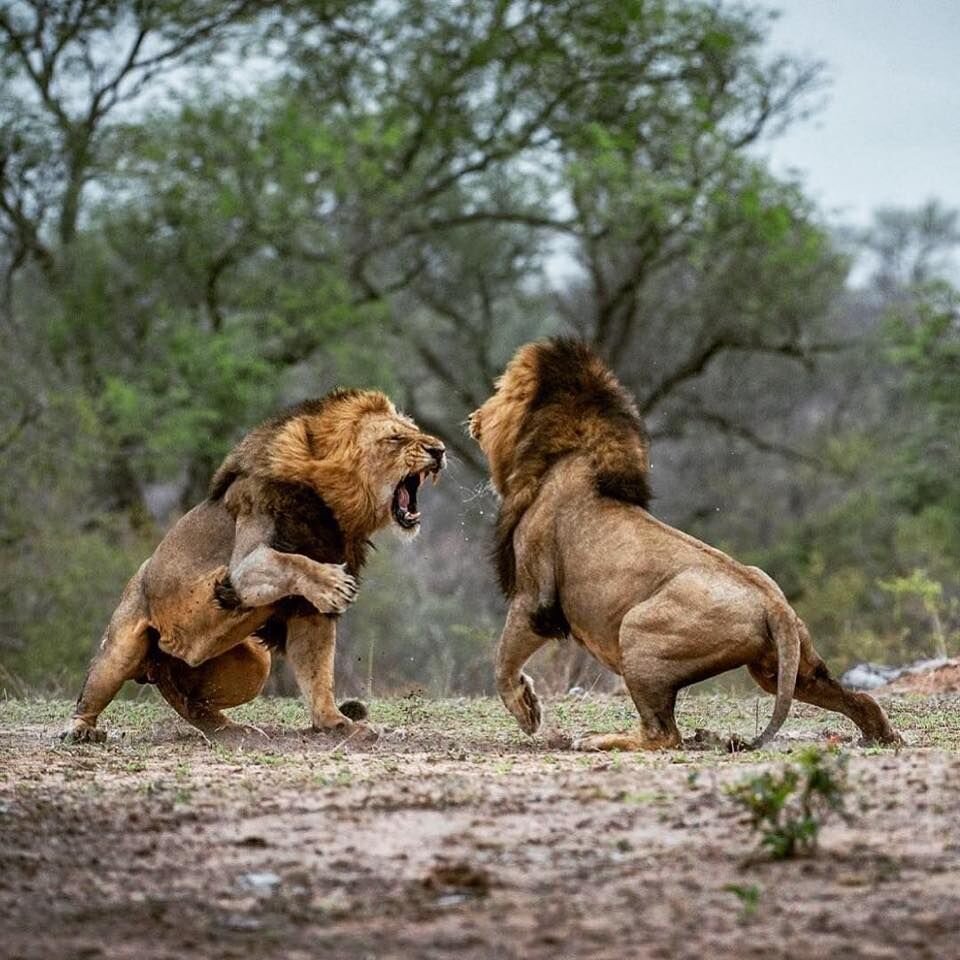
[313,564,358,615]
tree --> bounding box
[747,213,960,668]
[4,0,924,694]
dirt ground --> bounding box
[885,658,960,695]
[2,693,959,960]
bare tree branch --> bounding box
[638,335,845,416]
[402,388,483,474]
[0,399,41,454]
[662,398,822,466]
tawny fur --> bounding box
[63,389,445,742]
[470,338,900,751]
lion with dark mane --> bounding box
[469,338,900,750]
[63,389,445,742]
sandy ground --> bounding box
[2,694,959,960]
[885,658,960,695]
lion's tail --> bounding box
[751,603,801,749]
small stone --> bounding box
[237,871,281,893]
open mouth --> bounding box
[391,465,441,529]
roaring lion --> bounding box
[62,389,446,742]
[468,339,900,750]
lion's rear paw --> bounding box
[571,733,603,752]
[860,729,904,748]
[573,730,678,752]
[60,720,107,744]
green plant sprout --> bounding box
[727,746,851,860]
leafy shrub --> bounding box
[727,746,851,859]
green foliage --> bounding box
[727,746,851,860]
[885,281,960,520]
[0,0,953,696]
[879,569,951,658]
[723,883,761,922]
[742,274,960,669]
[341,540,500,698]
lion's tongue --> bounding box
[398,485,410,509]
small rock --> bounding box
[222,914,263,931]
[840,662,901,690]
[237,871,281,893]
[338,699,368,722]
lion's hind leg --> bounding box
[62,561,153,743]
[572,684,681,752]
[748,620,900,746]
[148,639,272,738]
[749,660,900,747]
[573,605,685,753]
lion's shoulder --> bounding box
[218,473,361,571]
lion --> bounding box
[468,338,900,750]
[62,389,446,742]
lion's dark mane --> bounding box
[493,338,651,598]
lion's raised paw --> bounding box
[309,565,359,615]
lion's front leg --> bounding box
[285,614,376,739]
[229,545,358,615]
[495,600,550,736]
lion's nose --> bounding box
[426,445,446,466]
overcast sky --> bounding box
[756,0,960,226]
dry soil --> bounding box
[1,694,959,960]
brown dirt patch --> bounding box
[884,658,960,694]
[2,695,959,959]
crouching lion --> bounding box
[469,338,900,750]
[62,389,445,742]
